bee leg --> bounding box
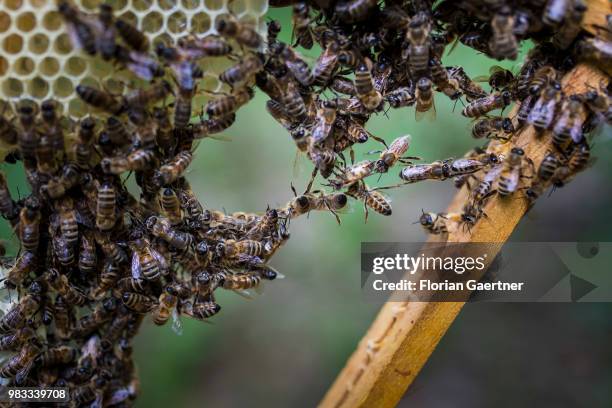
[305,168,318,194]
[350,148,356,164]
[363,201,369,223]
[369,134,388,148]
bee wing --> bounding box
[171,308,183,336]
[151,249,168,274]
[292,150,306,179]
[233,289,254,299]
[527,98,543,125]
[415,101,436,122]
[131,252,143,280]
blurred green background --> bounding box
[1,6,612,407]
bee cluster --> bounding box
[0,0,609,405]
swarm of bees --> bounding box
[0,0,610,405]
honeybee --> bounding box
[338,49,360,69]
[419,211,465,235]
[147,216,193,250]
[117,277,148,294]
[41,163,81,200]
[267,19,282,45]
[276,44,314,87]
[516,94,536,128]
[498,147,532,197]
[245,208,280,240]
[92,261,121,299]
[0,172,18,223]
[35,135,58,175]
[187,293,221,320]
[312,100,337,144]
[0,108,18,146]
[568,142,591,173]
[195,113,237,138]
[525,152,559,203]
[470,164,504,205]
[96,181,117,231]
[580,85,612,124]
[219,272,262,291]
[308,144,336,178]
[18,197,41,252]
[331,76,357,96]
[475,65,515,92]
[354,61,383,111]
[406,12,432,76]
[46,269,88,306]
[160,187,183,225]
[312,43,339,86]
[374,135,414,173]
[122,292,156,313]
[472,116,514,139]
[292,2,314,49]
[0,294,40,334]
[58,1,97,55]
[36,346,78,367]
[386,87,416,108]
[52,295,73,340]
[72,373,109,406]
[489,7,518,60]
[219,54,263,89]
[76,85,124,115]
[129,237,168,281]
[287,185,348,224]
[170,90,193,133]
[346,181,392,221]
[205,88,254,118]
[115,17,149,52]
[400,163,440,183]
[578,37,612,76]
[430,58,461,100]
[221,239,266,259]
[4,251,36,289]
[0,326,35,351]
[553,0,587,50]
[78,232,97,276]
[330,160,375,190]
[415,77,435,120]
[124,80,172,108]
[216,15,263,49]
[528,66,557,96]
[53,235,75,266]
[152,290,178,326]
[448,66,487,102]
[283,80,308,122]
[462,90,513,118]
[55,197,79,246]
[177,35,233,58]
[15,102,39,166]
[74,298,117,338]
[527,81,563,132]
[334,0,377,24]
[154,150,193,187]
[0,338,41,378]
[552,96,585,147]
[346,120,370,144]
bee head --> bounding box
[419,212,434,227]
[511,147,524,156]
[501,118,514,132]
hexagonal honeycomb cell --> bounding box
[0,0,269,117]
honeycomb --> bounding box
[0,0,269,117]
